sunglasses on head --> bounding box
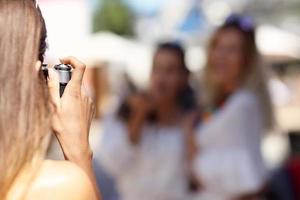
[224,14,255,32]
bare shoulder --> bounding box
[26,160,97,200]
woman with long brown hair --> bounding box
[0,0,101,199]
[185,14,274,200]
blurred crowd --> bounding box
[67,14,300,200]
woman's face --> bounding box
[209,28,246,92]
[149,50,187,104]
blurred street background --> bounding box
[42,0,300,165]
[40,0,300,199]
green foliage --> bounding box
[93,0,135,36]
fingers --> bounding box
[35,61,42,72]
[48,68,60,105]
[60,56,86,87]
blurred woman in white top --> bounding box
[185,14,274,200]
[96,42,197,200]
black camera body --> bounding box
[42,64,72,97]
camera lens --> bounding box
[54,64,72,97]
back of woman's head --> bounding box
[0,0,50,198]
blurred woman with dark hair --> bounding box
[185,14,274,200]
[96,42,197,200]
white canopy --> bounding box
[257,25,300,59]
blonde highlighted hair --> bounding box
[201,23,274,130]
[0,0,51,198]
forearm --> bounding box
[184,128,203,189]
[184,128,199,162]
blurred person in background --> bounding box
[0,1,101,199]
[184,14,274,200]
[95,42,197,200]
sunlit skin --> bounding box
[209,28,246,95]
[8,161,96,200]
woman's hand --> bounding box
[127,94,154,144]
[48,56,95,164]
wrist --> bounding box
[65,148,93,164]
[56,134,93,164]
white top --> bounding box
[95,115,190,200]
[193,90,269,200]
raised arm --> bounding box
[48,56,101,200]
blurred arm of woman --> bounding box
[127,94,154,144]
[48,57,101,200]
[182,112,204,191]
[95,94,153,177]
[182,112,200,163]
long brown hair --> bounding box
[0,0,51,198]
[202,16,274,130]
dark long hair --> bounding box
[118,42,197,122]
